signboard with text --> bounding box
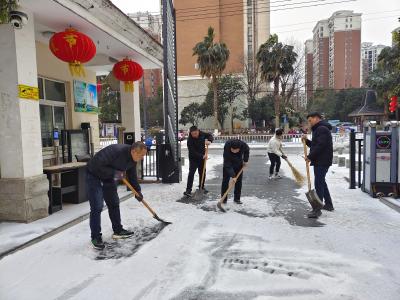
[73,80,98,113]
[18,84,39,100]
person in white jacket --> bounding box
[267,129,287,179]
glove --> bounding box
[135,191,143,202]
[282,155,288,160]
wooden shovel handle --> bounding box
[122,178,157,216]
[200,144,208,188]
[218,166,245,204]
[302,140,312,191]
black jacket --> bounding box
[187,131,214,161]
[223,139,250,177]
[306,120,333,166]
[87,144,141,191]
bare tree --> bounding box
[280,39,306,110]
[240,56,265,124]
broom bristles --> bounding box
[285,159,305,186]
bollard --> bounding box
[346,158,350,168]
[349,129,356,189]
[338,157,346,167]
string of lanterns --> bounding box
[49,28,143,91]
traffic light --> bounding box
[389,95,398,113]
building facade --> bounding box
[312,19,330,90]
[129,12,163,102]
[174,0,270,130]
[360,42,386,87]
[0,0,162,222]
[309,11,361,92]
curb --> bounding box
[379,197,400,214]
[0,193,133,260]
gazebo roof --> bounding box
[348,90,384,117]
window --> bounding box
[38,77,67,147]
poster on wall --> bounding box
[73,80,98,113]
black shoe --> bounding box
[234,199,243,205]
[91,237,105,250]
[112,228,134,239]
[183,191,192,198]
[307,209,322,219]
[203,189,209,194]
[322,204,334,211]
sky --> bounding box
[112,0,400,46]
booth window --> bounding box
[38,77,67,147]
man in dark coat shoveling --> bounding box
[86,142,147,250]
[221,139,250,204]
[184,126,213,197]
[302,112,334,218]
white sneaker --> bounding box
[274,174,282,179]
[268,175,274,180]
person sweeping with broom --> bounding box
[267,129,287,180]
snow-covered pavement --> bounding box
[1,150,400,300]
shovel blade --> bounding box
[193,189,205,201]
[217,202,227,213]
[305,189,324,210]
[153,214,172,225]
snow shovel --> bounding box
[217,166,245,213]
[302,140,324,210]
[122,178,172,225]
[193,144,209,201]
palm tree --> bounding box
[257,34,297,128]
[193,27,230,130]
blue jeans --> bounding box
[86,171,123,240]
[313,166,333,208]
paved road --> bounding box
[180,149,324,227]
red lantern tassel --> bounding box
[124,81,134,92]
[68,61,86,77]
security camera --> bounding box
[9,11,28,29]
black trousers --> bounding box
[268,153,281,175]
[87,171,122,240]
[221,165,243,201]
[186,159,206,192]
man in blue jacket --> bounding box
[221,139,250,204]
[86,142,147,249]
[302,112,334,218]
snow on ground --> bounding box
[0,186,131,255]
[1,150,400,300]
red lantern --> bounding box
[112,58,143,92]
[49,28,96,77]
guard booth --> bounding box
[363,121,398,197]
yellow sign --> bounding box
[18,85,39,100]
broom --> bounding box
[283,155,305,186]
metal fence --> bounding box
[141,146,160,180]
[212,133,349,144]
[99,137,118,149]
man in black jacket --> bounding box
[302,112,334,218]
[86,142,147,249]
[184,126,213,197]
[221,139,250,204]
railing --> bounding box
[141,145,160,180]
[213,133,349,144]
[100,137,118,149]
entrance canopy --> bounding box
[23,0,163,74]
